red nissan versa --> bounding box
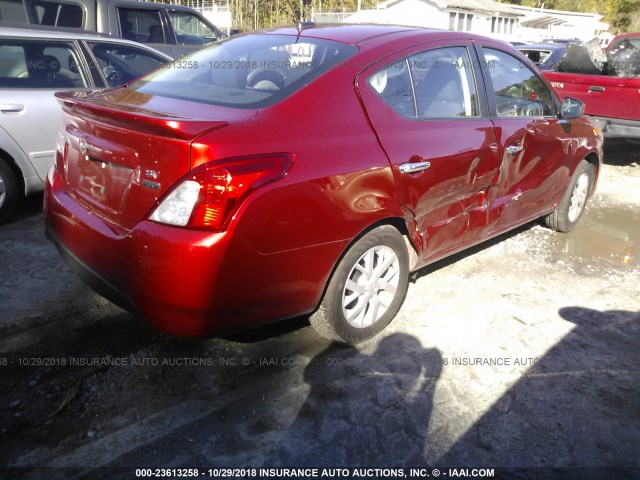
[44,24,603,344]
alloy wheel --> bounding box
[342,245,401,329]
[568,172,589,223]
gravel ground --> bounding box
[0,140,638,479]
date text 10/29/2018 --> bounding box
[134,468,496,478]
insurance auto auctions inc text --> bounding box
[200,468,496,478]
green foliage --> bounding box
[226,0,379,30]
[185,0,639,33]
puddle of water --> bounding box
[546,202,640,267]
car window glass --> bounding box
[483,48,555,117]
[0,40,87,88]
[32,0,83,27]
[409,46,479,118]
[87,42,166,87]
[0,0,29,22]
[368,59,416,118]
[118,8,163,44]
[519,49,551,65]
[131,35,357,109]
[168,11,221,45]
[610,37,640,51]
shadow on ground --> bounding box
[438,306,640,478]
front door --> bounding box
[477,45,571,232]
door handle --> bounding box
[0,104,24,113]
[588,86,605,93]
[505,144,523,155]
[399,160,431,174]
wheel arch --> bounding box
[583,151,600,196]
[311,216,418,315]
[0,148,26,197]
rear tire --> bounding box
[0,160,19,224]
[309,225,409,344]
[544,159,594,232]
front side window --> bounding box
[131,35,357,108]
[368,46,480,120]
[0,40,87,88]
[87,42,167,87]
[483,48,555,117]
[168,11,222,46]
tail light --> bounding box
[149,153,294,230]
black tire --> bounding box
[309,225,410,344]
[0,160,20,225]
[544,159,594,233]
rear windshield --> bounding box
[130,34,357,108]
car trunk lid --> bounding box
[56,89,257,231]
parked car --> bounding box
[0,27,171,223]
[517,43,566,71]
[605,32,640,53]
[0,0,226,59]
[45,25,603,344]
[544,33,640,139]
[542,38,583,45]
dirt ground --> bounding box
[0,140,638,480]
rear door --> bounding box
[358,41,500,261]
[477,45,570,230]
[0,37,90,181]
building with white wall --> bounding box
[339,0,607,42]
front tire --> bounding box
[544,159,594,233]
[0,160,20,224]
[309,225,410,344]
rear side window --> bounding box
[368,60,415,117]
[87,42,167,87]
[118,8,164,44]
[0,0,29,22]
[131,35,357,108]
[368,46,479,119]
[0,40,87,88]
[31,0,84,27]
[482,48,555,117]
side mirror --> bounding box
[560,97,585,119]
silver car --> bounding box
[0,27,171,223]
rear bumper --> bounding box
[44,168,341,337]
[46,226,139,315]
[45,170,236,337]
[587,116,640,139]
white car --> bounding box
[0,26,171,223]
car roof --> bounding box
[255,23,449,45]
[612,32,640,40]
[0,25,172,58]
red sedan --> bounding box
[44,24,603,344]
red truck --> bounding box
[544,33,640,139]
